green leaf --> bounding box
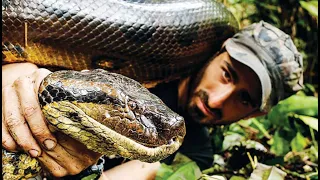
[156,162,202,180]
[275,95,318,117]
[171,152,193,165]
[270,130,291,156]
[306,146,318,162]
[156,163,174,180]
[308,172,318,180]
[300,1,318,17]
[168,162,201,180]
[230,176,247,180]
[297,115,318,131]
[250,117,272,139]
[290,132,309,152]
[249,163,287,180]
[229,123,247,136]
[268,95,318,130]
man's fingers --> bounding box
[39,132,101,176]
[55,132,101,165]
[45,142,93,175]
[14,74,57,151]
[2,103,19,151]
[31,68,52,93]
[2,117,19,151]
[38,152,69,178]
[2,85,41,157]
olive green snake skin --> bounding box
[2,0,239,179]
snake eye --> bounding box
[128,101,136,109]
[156,105,166,113]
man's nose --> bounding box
[207,86,233,109]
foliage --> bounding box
[156,1,318,179]
[155,153,202,180]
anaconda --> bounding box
[2,69,186,179]
[2,0,239,86]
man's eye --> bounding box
[223,70,231,82]
[240,91,250,106]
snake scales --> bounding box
[2,0,239,179]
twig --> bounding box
[277,165,309,179]
[247,152,257,169]
[237,121,259,135]
[251,118,272,139]
[309,127,318,151]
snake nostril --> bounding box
[171,137,177,143]
[168,136,183,145]
[168,138,175,145]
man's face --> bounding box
[187,51,262,125]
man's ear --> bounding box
[244,110,268,120]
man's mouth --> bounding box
[195,97,216,119]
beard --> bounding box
[187,90,208,123]
[187,90,222,125]
[184,52,223,125]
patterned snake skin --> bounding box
[2,0,239,85]
[2,0,239,179]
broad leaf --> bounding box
[300,1,318,17]
[249,163,287,180]
[297,115,318,131]
[171,152,192,165]
[290,132,309,152]
[156,163,174,180]
[270,130,291,156]
[268,95,318,130]
[168,162,201,180]
[156,162,201,180]
[230,176,247,180]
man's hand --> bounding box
[2,63,101,177]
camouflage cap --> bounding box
[223,21,304,112]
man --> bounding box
[2,21,303,179]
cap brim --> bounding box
[224,39,272,111]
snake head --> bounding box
[39,69,186,161]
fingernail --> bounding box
[43,139,56,150]
[28,149,39,157]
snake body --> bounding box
[2,0,239,85]
[2,0,239,179]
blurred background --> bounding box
[156,1,318,179]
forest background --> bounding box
[155,0,319,179]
